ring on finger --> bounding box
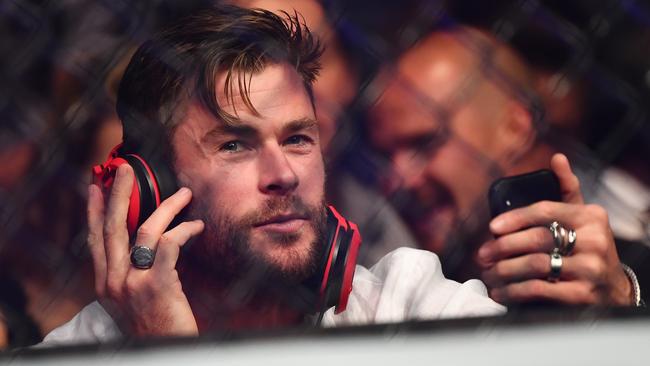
[548,251,563,282]
[130,245,156,269]
[549,221,577,256]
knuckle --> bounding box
[585,257,606,278]
[491,239,505,256]
[590,232,611,256]
[105,280,123,300]
[586,204,609,224]
[124,275,145,296]
[136,225,154,240]
[493,263,509,279]
[567,174,581,192]
[103,219,118,236]
[529,254,548,274]
[533,228,549,251]
[527,280,546,297]
[576,282,598,303]
[87,231,101,246]
[535,201,554,218]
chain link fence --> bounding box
[1,0,649,350]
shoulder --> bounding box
[324,248,505,326]
[37,301,121,347]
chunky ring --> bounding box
[564,229,577,256]
[130,245,155,269]
[548,251,563,282]
[549,221,577,256]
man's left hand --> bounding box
[477,153,634,306]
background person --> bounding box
[366,26,645,305]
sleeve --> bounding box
[36,301,122,347]
[323,248,506,327]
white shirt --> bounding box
[39,248,505,346]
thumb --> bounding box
[550,153,584,204]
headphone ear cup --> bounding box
[319,205,362,314]
[93,144,173,237]
[122,155,159,237]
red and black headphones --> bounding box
[93,143,361,314]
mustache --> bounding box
[241,195,314,227]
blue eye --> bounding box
[285,135,312,146]
[220,141,244,152]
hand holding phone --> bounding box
[477,154,633,306]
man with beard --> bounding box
[38,6,503,345]
[367,26,642,306]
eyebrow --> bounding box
[282,117,318,134]
[201,117,318,143]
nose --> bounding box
[257,144,299,195]
[384,150,427,194]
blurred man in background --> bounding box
[367,26,645,306]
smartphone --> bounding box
[488,169,562,218]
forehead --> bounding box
[178,63,314,133]
[368,38,477,146]
[216,63,313,120]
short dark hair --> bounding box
[116,4,323,157]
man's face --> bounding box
[368,39,508,254]
[171,63,326,284]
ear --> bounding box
[497,100,536,166]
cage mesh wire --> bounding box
[0,0,649,347]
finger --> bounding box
[477,226,553,267]
[490,279,597,305]
[87,184,107,295]
[482,253,605,287]
[104,164,134,281]
[489,200,583,236]
[550,153,584,204]
[153,220,205,271]
[133,187,193,251]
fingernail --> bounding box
[116,164,129,178]
[490,218,505,233]
[178,187,190,196]
[477,246,491,261]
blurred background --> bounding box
[1,0,649,350]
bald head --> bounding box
[397,27,534,120]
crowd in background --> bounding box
[1,0,649,350]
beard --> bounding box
[180,194,327,292]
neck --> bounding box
[177,261,307,333]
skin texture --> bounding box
[87,63,326,336]
[368,28,633,305]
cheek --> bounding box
[294,155,325,202]
[180,160,259,219]
[429,141,493,213]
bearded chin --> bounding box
[179,197,327,291]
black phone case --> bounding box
[488,169,562,218]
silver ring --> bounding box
[549,221,577,256]
[564,229,577,255]
[548,251,563,282]
[130,245,155,269]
